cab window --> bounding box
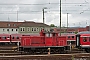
[68,36,70,38]
[72,36,74,38]
[83,37,87,42]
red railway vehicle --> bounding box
[76,31,90,53]
[19,30,69,54]
[62,33,76,48]
[10,34,22,45]
[0,34,10,45]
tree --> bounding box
[50,24,57,27]
[75,31,78,34]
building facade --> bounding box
[0,21,90,34]
[0,21,51,34]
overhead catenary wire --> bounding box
[0,0,90,27]
[0,3,88,5]
[0,1,90,14]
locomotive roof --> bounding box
[77,31,90,34]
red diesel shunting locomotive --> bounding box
[19,29,70,54]
[76,31,90,53]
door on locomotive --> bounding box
[76,31,90,53]
[0,34,10,45]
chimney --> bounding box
[24,20,26,22]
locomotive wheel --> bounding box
[85,49,90,53]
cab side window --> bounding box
[68,36,70,39]
[83,37,87,42]
[72,36,74,38]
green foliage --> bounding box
[75,31,78,34]
[50,24,57,27]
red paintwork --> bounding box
[11,34,22,43]
[80,34,90,45]
[57,36,67,46]
[45,37,53,46]
[21,35,67,47]
[0,34,10,42]
[62,34,76,41]
[20,29,67,48]
[39,29,45,36]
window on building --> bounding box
[3,29,4,31]
[23,28,25,31]
[21,28,22,31]
[7,29,9,31]
[41,28,43,31]
[27,28,29,31]
[13,24,16,26]
[21,28,25,31]
[16,29,18,31]
[32,28,33,31]
[12,29,13,31]
[37,28,38,31]
[7,24,10,26]
[34,28,36,31]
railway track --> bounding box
[0,53,90,60]
[0,46,87,55]
[0,46,89,60]
[68,48,86,53]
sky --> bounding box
[0,0,90,27]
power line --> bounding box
[0,2,89,15]
[0,3,88,5]
[1,11,90,14]
[1,9,90,13]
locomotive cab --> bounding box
[40,29,59,37]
